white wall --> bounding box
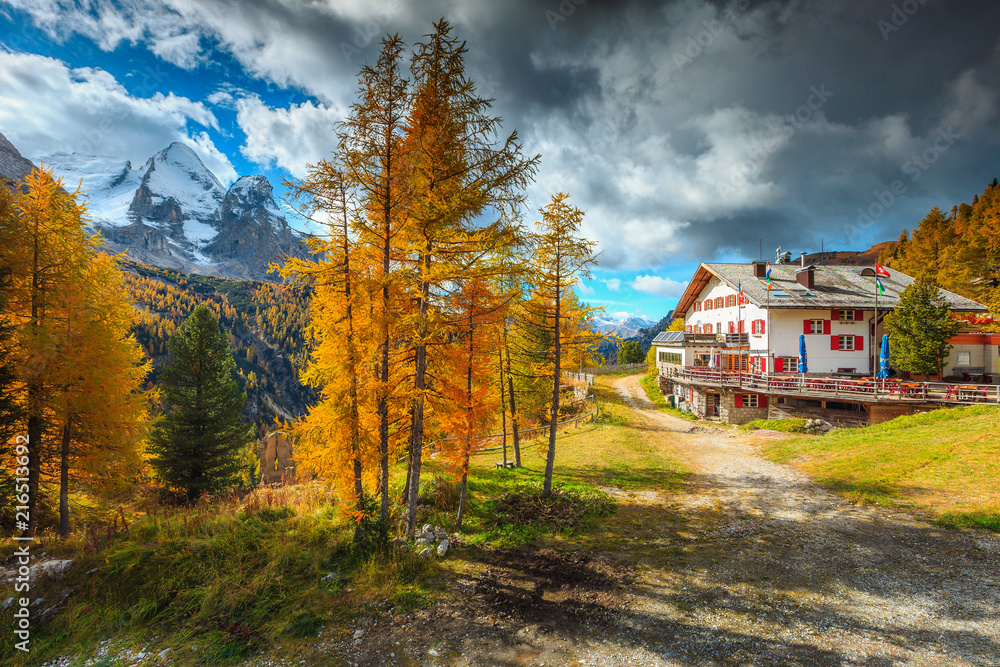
[769,309,873,374]
[685,277,766,335]
[683,273,881,374]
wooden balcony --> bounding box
[658,366,1000,405]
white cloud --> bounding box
[603,278,621,291]
[630,275,689,298]
[4,0,401,103]
[575,278,595,297]
[0,49,234,180]
[235,95,342,178]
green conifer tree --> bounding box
[149,304,253,501]
[884,280,961,378]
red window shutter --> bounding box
[775,358,784,372]
[760,319,766,335]
[803,320,810,335]
[760,395,768,408]
[855,310,863,321]
[761,358,767,373]
[831,335,839,350]
[855,335,864,351]
[831,309,840,320]
[735,394,743,408]
[823,320,831,335]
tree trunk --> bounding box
[405,247,431,536]
[456,471,468,529]
[543,282,561,496]
[25,219,42,537]
[498,344,508,466]
[377,168,393,526]
[503,325,521,467]
[59,417,72,539]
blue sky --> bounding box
[1,1,998,323]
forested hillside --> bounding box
[881,178,1000,319]
[122,260,314,432]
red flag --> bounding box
[875,263,891,278]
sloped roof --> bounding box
[674,263,986,314]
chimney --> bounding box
[752,260,767,278]
[800,251,807,267]
[796,265,815,289]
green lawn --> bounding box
[758,405,1000,531]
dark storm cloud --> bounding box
[5,0,999,269]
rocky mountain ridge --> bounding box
[0,132,309,281]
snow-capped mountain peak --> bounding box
[131,142,225,232]
[18,133,311,281]
[588,313,656,338]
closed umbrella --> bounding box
[798,334,808,373]
[877,334,890,380]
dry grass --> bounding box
[758,405,1000,531]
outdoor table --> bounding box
[970,374,984,383]
[959,385,984,402]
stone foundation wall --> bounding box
[719,390,768,425]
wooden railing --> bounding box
[399,395,599,462]
[659,365,1000,405]
[581,362,647,374]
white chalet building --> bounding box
[653,260,987,425]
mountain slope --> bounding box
[0,131,37,185]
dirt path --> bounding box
[302,376,1000,666]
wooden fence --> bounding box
[581,362,647,375]
[399,395,599,462]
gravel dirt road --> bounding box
[300,375,1000,666]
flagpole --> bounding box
[874,273,879,399]
[766,285,771,379]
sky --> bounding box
[1,0,998,322]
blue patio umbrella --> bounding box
[877,334,890,379]
[798,334,808,373]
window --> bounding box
[751,319,766,335]
[956,351,971,366]
[703,299,712,311]
[726,295,736,307]
[743,394,758,408]
[714,297,724,309]
[839,310,856,323]
[783,357,799,371]
[704,323,713,334]
[693,301,701,312]
[837,368,856,374]
[838,335,855,351]
[658,351,682,365]
[810,319,825,334]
